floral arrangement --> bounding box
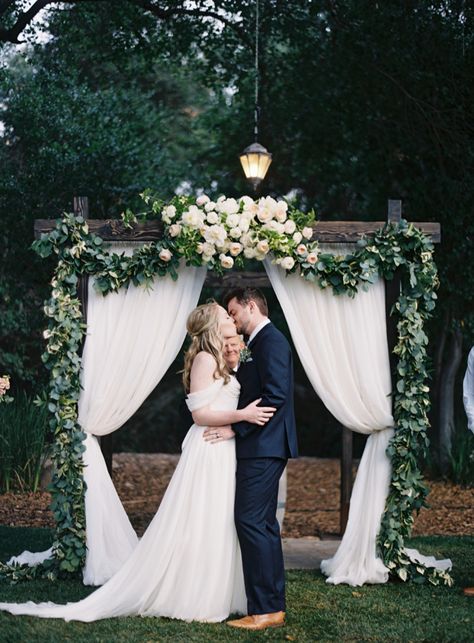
[123,192,319,275]
[0,375,13,404]
[0,194,451,588]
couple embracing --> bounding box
[0,288,298,631]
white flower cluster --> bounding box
[161,195,318,271]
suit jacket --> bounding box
[233,322,298,459]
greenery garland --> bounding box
[0,193,453,587]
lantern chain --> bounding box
[254,0,260,141]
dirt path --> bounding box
[0,455,472,538]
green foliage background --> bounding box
[0,1,473,457]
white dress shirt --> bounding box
[463,346,474,433]
[248,318,271,345]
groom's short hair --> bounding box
[223,287,268,316]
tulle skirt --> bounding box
[0,425,246,623]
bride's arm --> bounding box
[190,352,275,427]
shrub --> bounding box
[0,392,50,493]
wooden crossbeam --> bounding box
[34,218,441,243]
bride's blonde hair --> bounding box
[182,302,231,392]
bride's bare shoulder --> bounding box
[189,351,218,392]
[192,351,217,368]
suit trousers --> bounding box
[234,457,287,615]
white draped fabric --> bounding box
[8,248,206,585]
[80,252,205,584]
[265,247,451,585]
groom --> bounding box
[224,287,298,630]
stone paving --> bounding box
[283,537,340,570]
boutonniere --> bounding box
[239,346,252,363]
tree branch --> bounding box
[0,0,50,43]
[131,0,251,46]
[0,0,251,46]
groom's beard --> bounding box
[235,318,250,337]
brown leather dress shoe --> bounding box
[463,587,474,596]
[227,611,286,630]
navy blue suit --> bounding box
[233,322,298,615]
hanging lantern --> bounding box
[239,142,272,190]
[239,0,272,191]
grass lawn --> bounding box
[0,527,473,642]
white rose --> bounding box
[256,239,270,255]
[240,195,255,208]
[296,244,308,256]
[239,217,251,232]
[221,198,239,215]
[229,226,242,239]
[182,209,201,227]
[264,220,279,232]
[302,226,313,240]
[202,253,214,263]
[168,223,182,237]
[243,247,256,259]
[196,194,210,206]
[196,242,204,254]
[205,201,216,212]
[201,242,215,256]
[203,224,227,247]
[243,201,259,218]
[274,201,288,222]
[229,242,243,256]
[159,248,172,262]
[217,195,226,203]
[280,256,295,270]
[293,231,303,244]
[257,207,273,223]
[206,211,219,224]
[163,205,176,219]
[284,219,296,234]
[240,232,255,248]
[219,254,234,269]
[306,252,318,264]
[226,213,240,228]
[261,195,278,211]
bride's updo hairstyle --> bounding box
[182,302,231,392]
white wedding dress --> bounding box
[0,377,246,623]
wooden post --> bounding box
[385,199,402,399]
[73,196,114,477]
[74,197,90,341]
[73,196,89,219]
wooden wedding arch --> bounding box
[34,197,440,535]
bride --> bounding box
[0,302,275,623]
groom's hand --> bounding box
[203,425,235,444]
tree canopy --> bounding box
[0,0,472,460]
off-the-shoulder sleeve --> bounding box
[185,378,224,411]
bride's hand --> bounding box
[203,425,235,443]
[241,399,276,425]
